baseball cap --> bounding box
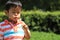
[6,0,22,7]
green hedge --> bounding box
[0,11,60,33]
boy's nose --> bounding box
[15,13,18,16]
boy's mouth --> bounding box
[14,17,19,20]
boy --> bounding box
[0,0,31,40]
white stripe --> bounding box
[11,39,22,40]
[18,27,24,31]
[0,22,5,28]
[4,29,13,34]
[17,24,24,31]
[1,25,11,29]
[0,31,3,34]
[0,26,1,28]
[0,37,3,40]
[17,24,22,28]
[0,22,5,25]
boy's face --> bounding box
[5,6,21,22]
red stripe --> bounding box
[0,28,4,32]
[4,36,24,40]
[0,34,3,36]
[3,26,12,32]
[1,23,7,26]
[1,20,9,26]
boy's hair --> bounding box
[5,0,22,11]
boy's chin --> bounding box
[8,18,19,23]
[13,19,19,22]
[12,20,18,23]
[13,19,18,22]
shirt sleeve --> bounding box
[0,24,4,40]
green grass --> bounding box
[30,31,60,40]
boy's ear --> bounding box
[4,10,8,15]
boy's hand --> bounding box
[22,24,31,40]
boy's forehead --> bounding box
[10,6,21,11]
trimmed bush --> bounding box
[0,10,60,34]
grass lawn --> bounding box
[30,31,60,40]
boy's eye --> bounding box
[12,12,15,13]
[12,12,20,14]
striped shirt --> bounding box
[0,19,27,40]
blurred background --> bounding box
[0,0,60,40]
[0,0,60,11]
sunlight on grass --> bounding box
[30,31,60,40]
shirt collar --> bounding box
[4,19,21,25]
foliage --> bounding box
[0,10,60,34]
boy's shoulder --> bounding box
[0,21,5,25]
[0,21,5,28]
[20,20,25,25]
[0,20,7,26]
[20,20,27,26]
